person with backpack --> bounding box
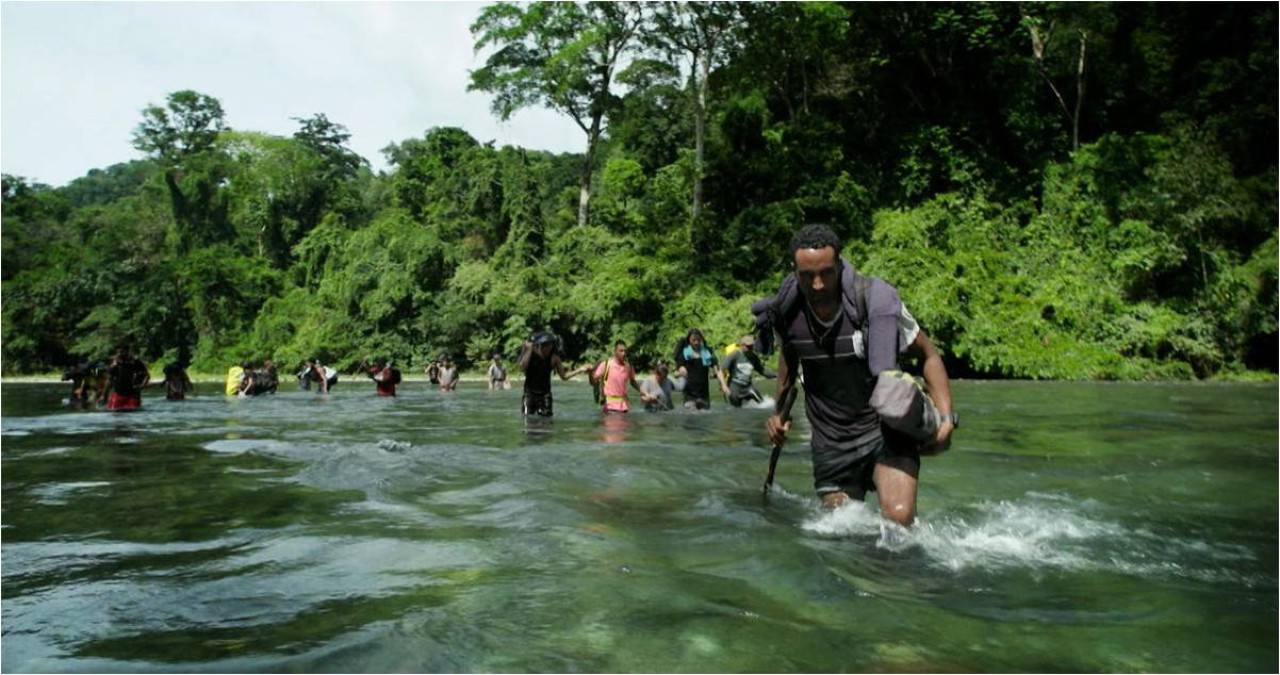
[232,359,278,397]
[363,357,400,397]
[253,359,279,395]
[227,362,248,396]
[517,332,590,416]
[296,362,313,390]
[758,224,955,526]
[722,335,776,407]
[303,359,339,394]
[673,328,730,409]
[589,340,649,413]
[62,359,108,406]
[236,361,258,396]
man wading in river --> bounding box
[589,340,650,413]
[517,332,590,416]
[102,344,150,411]
[760,224,956,526]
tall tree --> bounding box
[384,127,483,223]
[289,113,365,246]
[610,58,689,173]
[293,113,363,183]
[1019,3,1116,152]
[646,2,741,221]
[470,1,644,227]
[131,90,232,252]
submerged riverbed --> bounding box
[1,380,1275,672]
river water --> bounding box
[1,380,1275,672]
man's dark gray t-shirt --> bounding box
[779,279,917,459]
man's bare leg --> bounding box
[873,462,918,527]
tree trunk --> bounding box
[692,48,707,221]
[1072,29,1087,152]
[1026,14,1088,154]
[164,169,192,253]
[578,119,600,228]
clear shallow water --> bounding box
[1,380,1275,672]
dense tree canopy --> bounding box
[3,2,1275,380]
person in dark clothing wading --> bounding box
[762,224,956,526]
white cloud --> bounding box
[1,1,585,187]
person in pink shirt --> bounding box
[591,341,650,413]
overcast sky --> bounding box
[1,1,586,187]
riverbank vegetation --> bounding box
[3,2,1275,380]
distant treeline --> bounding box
[3,2,1275,379]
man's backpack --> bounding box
[750,257,901,375]
[591,359,611,406]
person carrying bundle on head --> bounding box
[517,331,590,416]
[363,356,400,397]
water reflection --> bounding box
[599,411,633,444]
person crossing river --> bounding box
[363,357,400,397]
[722,335,776,407]
[102,344,150,411]
[759,224,956,526]
[517,332,590,416]
[303,359,339,394]
[673,328,729,409]
[589,340,651,413]
[640,362,676,411]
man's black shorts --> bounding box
[812,431,920,499]
[683,396,711,410]
[523,391,553,416]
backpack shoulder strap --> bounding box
[596,359,612,407]
[851,270,872,331]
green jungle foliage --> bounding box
[3,2,1276,380]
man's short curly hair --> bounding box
[789,224,842,258]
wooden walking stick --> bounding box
[763,383,800,499]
